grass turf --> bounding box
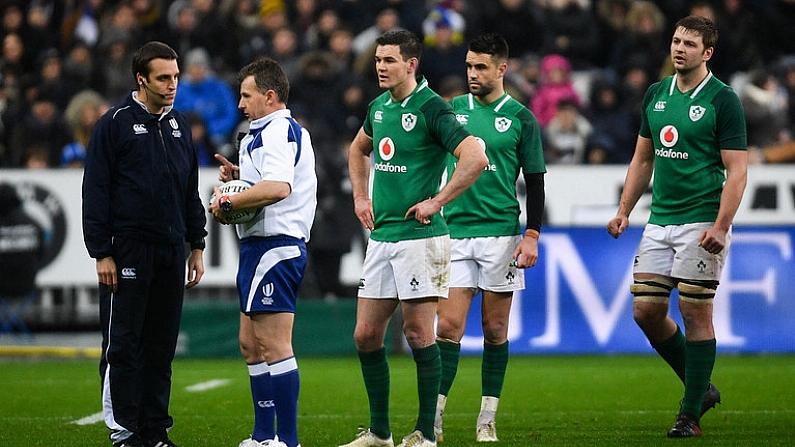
[0,354,793,446]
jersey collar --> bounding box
[249,108,291,131]
[385,76,429,108]
[467,92,512,112]
[669,71,713,99]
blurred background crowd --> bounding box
[1,0,795,299]
[2,0,795,172]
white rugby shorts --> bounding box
[450,235,524,292]
[634,223,730,282]
[358,235,451,300]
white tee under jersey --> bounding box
[236,109,317,241]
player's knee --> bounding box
[481,320,508,345]
[436,315,464,342]
[677,279,717,305]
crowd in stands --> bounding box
[2,0,795,170]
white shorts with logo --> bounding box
[634,223,731,282]
[450,235,524,292]
[358,235,451,300]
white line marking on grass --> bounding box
[186,379,231,392]
[71,412,103,425]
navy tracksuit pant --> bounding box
[99,236,185,441]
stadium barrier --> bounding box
[0,166,793,354]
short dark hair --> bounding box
[237,57,290,103]
[675,15,718,50]
[132,41,178,82]
[376,30,422,62]
[469,33,509,62]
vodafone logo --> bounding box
[659,125,679,148]
[378,137,395,161]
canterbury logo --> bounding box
[133,124,147,134]
[121,268,137,279]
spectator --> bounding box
[688,2,741,81]
[93,29,135,104]
[219,0,261,68]
[61,89,108,168]
[327,27,356,73]
[530,53,581,128]
[8,92,73,168]
[420,11,467,91]
[759,0,795,64]
[160,0,202,59]
[541,0,599,70]
[466,0,544,58]
[1,33,29,81]
[594,0,631,69]
[584,74,637,163]
[267,27,302,80]
[173,47,240,147]
[619,54,654,127]
[421,1,465,47]
[237,0,290,65]
[62,39,95,90]
[504,53,541,106]
[351,7,401,57]
[543,98,592,164]
[32,48,77,111]
[289,50,343,127]
[609,1,668,79]
[304,8,342,52]
[715,0,762,75]
[186,112,219,167]
[740,69,789,148]
[191,0,232,71]
[748,140,795,164]
[59,0,105,48]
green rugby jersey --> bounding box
[363,76,471,242]
[444,93,546,238]
[639,73,746,225]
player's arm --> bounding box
[349,127,375,230]
[607,135,654,238]
[406,135,488,224]
[698,149,747,253]
[513,172,545,268]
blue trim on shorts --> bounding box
[237,235,306,314]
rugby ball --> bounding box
[210,179,259,224]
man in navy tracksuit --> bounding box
[82,41,207,447]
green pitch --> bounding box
[1,355,793,446]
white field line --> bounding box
[69,379,232,425]
[185,379,231,392]
[71,412,103,425]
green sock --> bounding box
[651,325,686,383]
[437,339,461,397]
[681,339,716,419]
[413,344,441,441]
[359,347,391,439]
[482,341,509,398]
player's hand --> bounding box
[215,153,239,182]
[607,215,628,239]
[96,257,118,292]
[208,186,230,224]
[512,236,539,268]
[405,198,441,225]
[699,226,727,254]
[353,196,374,230]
